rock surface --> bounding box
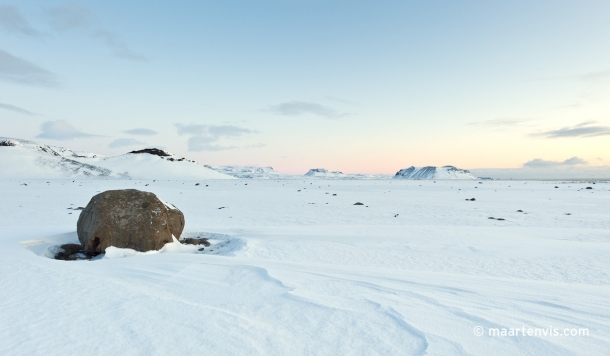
[77,189,185,253]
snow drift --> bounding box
[394,165,477,180]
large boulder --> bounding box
[77,189,185,253]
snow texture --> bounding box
[1,178,609,355]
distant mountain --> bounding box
[0,137,234,180]
[394,166,477,180]
[204,166,282,179]
[304,168,345,178]
[304,168,390,179]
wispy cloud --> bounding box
[45,3,93,32]
[187,136,236,152]
[531,121,610,138]
[209,125,255,137]
[267,101,346,119]
[579,69,610,82]
[44,4,147,61]
[108,138,144,148]
[0,5,41,36]
[176,123,256,152]
[124,128,158,136]
[36,120,99,140]
[0,102,35,115]
[94,30,147,61]
[523,157,588,168]
[0,49,58,86]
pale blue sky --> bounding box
[1,0,609,175]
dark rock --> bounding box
[586,187,593,189]
[333,194,337,196]
[517,210,523,212]
[54,243,100,261]
[181,238,210,247]
[77,189,185,253]
[354,202,364,205]
[488,217,495,219]
[129,148,171,157]
[195,183,200,186]
[496,218,505,221]
[60,244,83,255]
[555,186,559,188]
[466,198,476,201]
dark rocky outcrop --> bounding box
[129,148,171,157]
[77,189,185,253]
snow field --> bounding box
[0,179,609,355]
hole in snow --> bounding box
[19,231,246,261]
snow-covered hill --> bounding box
[205,165,282,179]
[394,165,477,180]
[304,168,346,178]
[304,168,390,179]
[0,137,234,180]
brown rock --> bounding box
[77,189,185,253]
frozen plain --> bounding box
[1,178,609,356]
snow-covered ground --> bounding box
[1,179,609,355]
